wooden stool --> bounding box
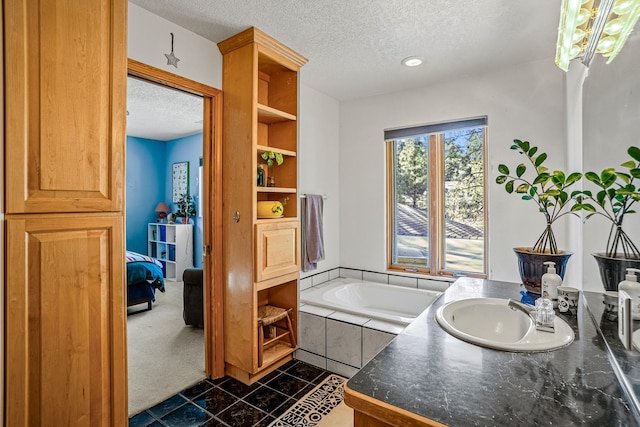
[257,305,296,367]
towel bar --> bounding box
[299,195,327,199]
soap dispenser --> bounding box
[618,267,640,320]
[542,261,562,307]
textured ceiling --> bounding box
[127,0,562,139]
[127,77,203,141]
[130,0,561,101]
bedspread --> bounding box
[126,251,165,292]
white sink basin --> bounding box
[435,297,574,352]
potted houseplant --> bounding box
[496,139,582,293]
[259,151,284,187]
[175,193,196,225]
[574,146,640,291]
[261,151,284,168]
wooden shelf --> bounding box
[257,103,296,124]
[255,271,299,291]
[256,144,296,157]
[256,186,296,193]
[255,217,298,225]
[147,223,193,281]
[225,354,293,385]
[261,342,297,368]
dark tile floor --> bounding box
[129,360,333,427]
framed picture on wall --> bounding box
[172,161,189,203]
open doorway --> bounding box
[125,75,204,415]
[125,59,224,416]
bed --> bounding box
[126,251,165,311]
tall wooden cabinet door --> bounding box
[4,0,127,214]
[5,214,126,426]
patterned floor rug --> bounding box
[269,374,351,427]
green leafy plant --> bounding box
[175,193,196,219]
[261,151,284,168]
[495,139,582,254]
[574,146,640,258]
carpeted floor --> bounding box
[127,281,205,417]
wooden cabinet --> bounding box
[255,221,299,283]
[4,0,128,424]
[4,0,126,215]
[218,27,307,384]
[345,385,438,427]
[6,215,127,426]
[148,223,194,281]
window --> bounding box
[386,118,487,276]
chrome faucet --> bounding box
[508,299,555,333]
[508,299,535,316]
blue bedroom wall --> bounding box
[126,136,166,254]
[126,132,204,269]
[166,133,204,268]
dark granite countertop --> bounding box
[346,277,640,426]
[583,291,640,411]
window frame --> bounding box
[386,123,488,278]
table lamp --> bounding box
[155,202,170,222]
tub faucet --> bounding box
[508,299,555,333]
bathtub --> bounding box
[300,278,442,324]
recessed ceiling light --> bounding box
[401,56,423,67]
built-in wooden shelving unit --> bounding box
[218,27,307,384]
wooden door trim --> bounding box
[127,58,225,378]
[128,59,220,97]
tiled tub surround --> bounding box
[297,304,401,378]
[297,276,443,377]
[300,267,454,293]
[345,277,640,426]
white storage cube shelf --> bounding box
[147,223,193,281]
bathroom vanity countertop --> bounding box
[583,291,640,411]
[345,277,639,426]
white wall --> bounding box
[128,3,222,88]
[339,58,569,284]
[582,34,640,292]
[299,85,341,276]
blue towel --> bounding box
[302,194,325,272]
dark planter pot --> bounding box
[513,247,572,294]
[592,253,640,291]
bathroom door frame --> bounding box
[127,59,225,378]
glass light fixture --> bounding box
[602,0,640,61]
[401,56,423,67]
[555,0,640,71]
[604,17,624,33]
[597,35,617,51]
